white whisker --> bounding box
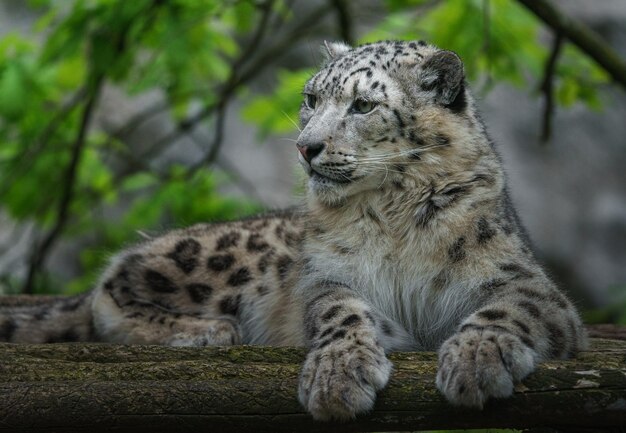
[358,160,418,166]
[281,111,301,132]
[360,163,408,176]
[357,144,447,162]
[376,162,389,189]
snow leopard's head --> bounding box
[297,40,479,206]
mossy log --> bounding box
[0,338,625,433]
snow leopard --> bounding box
[0,40,585,421]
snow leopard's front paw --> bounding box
[298,340,392,421]
[436,328,536,408]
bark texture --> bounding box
[0,337,625,432]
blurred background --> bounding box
[0,0,624,324]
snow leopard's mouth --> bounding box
[310,169,352,184]
[299,157,352,184]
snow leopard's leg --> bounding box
[91,250,242,346]
[436,272,585,408]
[92,285,241,346]
[297,282,413,421]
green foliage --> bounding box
[242,69,314,138]
[417,0,544,85]
[0,0,267,294]
[69,168,261,294]
[556,44,608,109]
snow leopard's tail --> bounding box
[0,292,95,343]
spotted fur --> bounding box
[0,40,585,422]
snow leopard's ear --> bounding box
[322,41,352,60]
[418,50,466,111]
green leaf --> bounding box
[0,63,27,119]
[27,0,52,7]
[225,1,256,33]
[54,55,86,88]
[121,172,158,192]
[557,77,579,108]
[384,0,430,13]
[241,68,313,137]
[0,32,36,61]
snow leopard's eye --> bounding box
[304,93,317,109]
[351,98,376,114]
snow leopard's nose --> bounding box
[297,141,326,163]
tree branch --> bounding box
[330,0,354,45]
[0,337,624,432]
[587,324,626,340]
[21,77,104,294]
[516,0,626,89]
[110,101,170,140]
[539,31,564,143]
[19,2,164,293]
[111,0,276,148]
[0,88,87,198]
[216,157,266,203]
[233,0,275,72]
[188,99,228,172]
[138,3,334,163]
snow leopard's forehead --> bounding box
[304,40,439,98]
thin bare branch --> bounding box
[187,100,228,175]
[139,3,333,163]
[136,2,277,162]
[516,0,626,89]
[216,157,266,203]
[539,31,564,143]
[19,2,164,293]
[330,0,353,45]
[183,123,266,203]
[233,0,275,71]
[22,77,104,294]
[0,88,87,198]
[110,101,169,140]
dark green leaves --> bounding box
[0,0,264,294]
